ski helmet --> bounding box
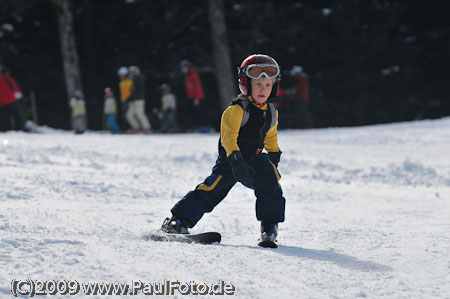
[73,90,83,99]
[290,65,303,76]
[160,83,171,92]
[238,54,281,97]
[117,66,128,76]
[180,59,192,67]
[129,65,140,75]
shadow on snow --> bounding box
[222,244,392,272]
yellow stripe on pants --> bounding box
[196,175,223,191]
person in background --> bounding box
[69,90,87,134]
[127,65,151,133]
[290,65,313,129]
[103,87,120,133]
[180,59,205,130]
[117,66,132,130]
[159,83,178,133]
[0,64,24,131]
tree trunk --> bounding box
[208,0,236,109]
[30,90,39,126]
[53,0,83,114]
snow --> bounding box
[1,118,450,298]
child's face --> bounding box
[251,77,274,104]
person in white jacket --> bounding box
[103,87,120,133]
[160,84,178,133]
[126,66,151,133]
[69,90,87,134]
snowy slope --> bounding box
[1,118,450,298]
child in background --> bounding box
[70,90,87,134]
[160,84,178,133]
[103,87,120,133]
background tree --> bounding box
[208,0,236,109]
[53,0,83,128]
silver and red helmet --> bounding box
[238,54,281,97]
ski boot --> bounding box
[161,216,189,234]
[258,220,278,248]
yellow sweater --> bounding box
[119,79,132,102]
[220,97,279,157]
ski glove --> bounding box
[228,150,255,188]
[268,150,282,168]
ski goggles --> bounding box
[243,64,280,79]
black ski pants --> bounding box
[171,153,285,227]
[0,101,24,131]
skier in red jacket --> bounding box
[0,64,24,131]
[290,65,312,128]
[180,59,205,130]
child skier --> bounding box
[161,54,285,247]
[103,87,120,133]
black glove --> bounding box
[268,151,282,167]
[228,151,255,188]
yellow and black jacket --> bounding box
[219,95,280,160]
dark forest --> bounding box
[1,0,449,130]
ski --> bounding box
[144,231,221,245]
